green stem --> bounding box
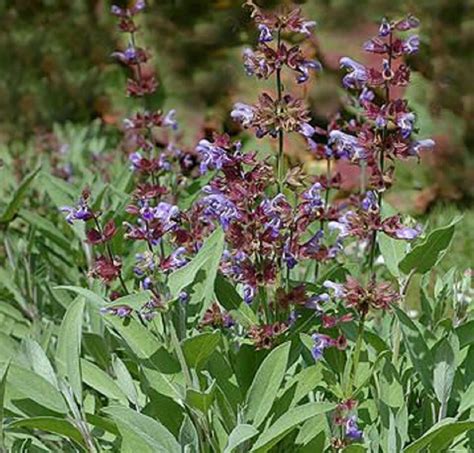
[168,317,193,388]
[349,313,366,395]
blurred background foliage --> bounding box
[0,0,473,210]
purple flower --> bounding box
[328,239,344,259]
[231,103,255,127]
[133,0,146,14]
[302,183,324,210]
[179,291,189,304]
[129,152,142,171]
[375,115,386,129]
[297,20,317,36]
[154,202,180,228]
[328,212,351,238]
[258,24,273,43]
[361,191,378,212]
[345,415,363,440]
[142,277,153,290]
[299,122,315,138]
[158,153,171,171]
[163,109,178,130]
[409,139,435,156]
[139,202,155,222]
[379,18,391,37]
[396,15,420,31]
[243,284,255,304]
[359,87,375,103]
[402,35,420,55]
[196,139,229,173]
[296,60,322,84]
[311,333,331,361]
[167,247,188,270]
[301,230,324,255]
[202,193,240,230]
[101,305,133,318]
[398,112,416,139]
[288,310,298,326]
[283,243,298,270]
[363,38,387,54]
[112,46,138,64]
[60,203,93,224]
[394,224,422,240]
[340,58,368,89]
[323,280,344,298]
[111,5,123,16]
[328,130,366,159]
[305,293,329,310]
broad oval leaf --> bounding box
[182,331,221,370]
[399,217,462,275]
[245,342,291,428]
[394,307,433,392]
[224,424,259,453]
[250,402,335,452]
[56,297,85,402]
[103,405,180,453]
[81,359,128,405]
[404,419,474,453]
[9,417,85,448]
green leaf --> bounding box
[81,359,128,405]
[399,217,462,275]
[378,234,406,278]
[0,363,10,448]
[107,291,153,310]
[186,382,216,413]
[182,332,221,370]
[394,307,433,391]
[106,316,161,360]
[56,297,84,403]
[103,405,180,453]
[458,381,474,415]
[8,417,85,448]
[0,166,41,224]
[403,419,474,453]
[19,209,71,252]
[113,356,139,407]
[433,336,457,418]
[179,415,199,453]
[55,286,105,309]
[2,363,67,413]
[215,274,257,328]
[41,172,77,208]
[224,424,259,453]
[245,342,291,428]
[342,446,367,453]
[22,339,58,389]
[168,227,224,316]
[251,402,335,452]
[378,358,404,408]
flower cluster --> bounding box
[111,1,158,97]
[232,1,321,151]
[331,400,363,448]
[60,188,126,290]
[324,276,399,316]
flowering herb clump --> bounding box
[4,2,471,452]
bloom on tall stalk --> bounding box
[319,14,435,446]
[193,2,350,345]
[234,0,322,191]
[59,1,200,319]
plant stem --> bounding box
[93,217,129,294]
[276,28,284,194]
[349,313,366,395]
